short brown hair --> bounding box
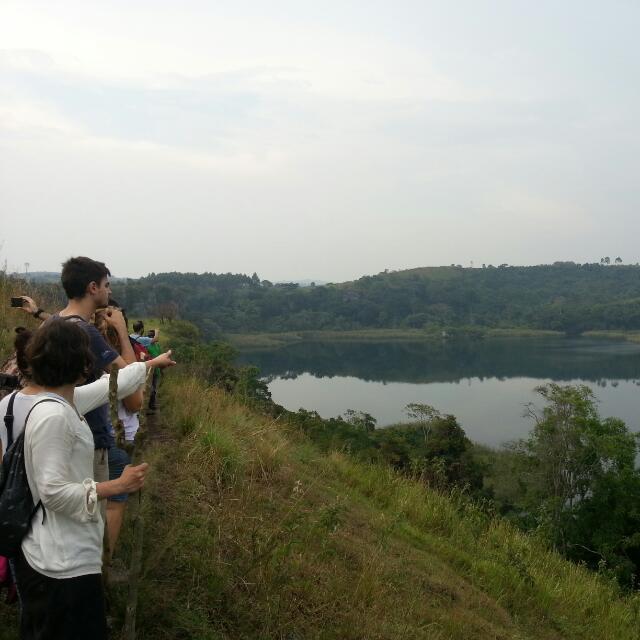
[26,319,94,387]
[61,256,111,299]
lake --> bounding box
[237,338,640,448]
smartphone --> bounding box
[10,297,24,308]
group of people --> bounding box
[0,256,176,639]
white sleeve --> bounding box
[74,362,147,415]
[26,407,97,523]
[0,395,9,458]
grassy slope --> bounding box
[127,376,640,639]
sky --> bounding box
[1,1,639,281]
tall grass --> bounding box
[0,271,65,357]
[122,374,640,639]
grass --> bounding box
[106,374,640,639]
[0,273,64,359]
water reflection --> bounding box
[239,338,640,384]
[237,338,640,447]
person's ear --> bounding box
[86,281,99,296]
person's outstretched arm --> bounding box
[15,296,51,322]
[74,351,176,415]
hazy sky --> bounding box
[1,1,639,281]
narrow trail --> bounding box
[117,401,175,640]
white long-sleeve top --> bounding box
[0,361,147,456]
[22,394,102,578]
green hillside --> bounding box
[113,374,640,639]
[114,263,640,338]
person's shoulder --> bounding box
[27,397,70,428]
[0,394,11,415]
[30,397,68,416]
[79,321,101,336]
[0,391,28,412]
[51,314,96,335]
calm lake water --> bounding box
[237,338,640,447]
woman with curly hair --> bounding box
[11,319,151,639]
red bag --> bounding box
[130,337,150,362]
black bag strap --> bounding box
[4,391,18,449]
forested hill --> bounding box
[114,263,640,338]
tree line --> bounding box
[114,262,640,337]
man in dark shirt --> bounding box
[56,257,137,484]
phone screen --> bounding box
[10,297,24,308]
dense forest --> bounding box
[113,262,640,338]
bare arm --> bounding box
[104,309,136,366]
[118,350,176,412]
[97,463,149,499]
[16,296,51,322]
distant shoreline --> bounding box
[225,327,564,349]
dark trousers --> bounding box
[14,551,108,640]
[148,370,159,410]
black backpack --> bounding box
[0,395,60,557]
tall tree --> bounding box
[516,384,637,553]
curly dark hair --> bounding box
[14,327,33,378]
[26,319,95,387]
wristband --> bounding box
[33,308,45,319]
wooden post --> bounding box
[121,364,155,638]
[109,364,126,450]
[122,512,144,639]
[132,368,154,457]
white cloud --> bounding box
[1,1,639,279]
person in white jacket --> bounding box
[0,327,176,459]
[10,319,173,639]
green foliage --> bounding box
[341,409,377,432]
[496,384,640,587]
[373,411,483,491]
[163,319,270,405]
[112,263,640,337]
[234,365,271,406]
[286,404,483,494]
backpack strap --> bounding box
[4,391,18,449]
[23,397,66,429]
